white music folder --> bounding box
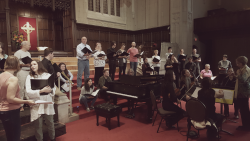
[91,89,100,96]
[61,83,70,92]
[35,100,54,104]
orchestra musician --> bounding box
[162,70,188,128]
[221,68,238,118]
[180,69,196,99]
[165,54,180,88]
[200,64,213,79]
[58,63,73,92]
[197,77,224,139]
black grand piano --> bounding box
[106,75,164,122]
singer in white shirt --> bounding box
[76,36,92,90]
[26,61,56,141]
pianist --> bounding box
[98,69,115,103]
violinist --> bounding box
[162,70,189,128]
[179,69,195,100]
[221,68,238,118]
[142,58,152,76]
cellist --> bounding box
[179,69,196,100]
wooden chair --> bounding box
[150,91,177,133]
[186,99,220,141]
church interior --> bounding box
[1,0,250,141]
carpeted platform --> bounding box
[56,101,250,141]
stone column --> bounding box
[170,0,193,55]
[54,92,70,124]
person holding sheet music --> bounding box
[58,63,73,92]
[217,54,232,85]
[26,60,56,141]
[165,54,179,88]
[76,37,92,90]
[234,56,250,131]
[197,77,224,139]
[14,41,31,112]
[127,42,139,76]
[0,42,8,73]
[107,41,117,81]
[221,68,239,118]
[165,47,173,61]
[0,56,35,141]
[93,43,107,86]
[117,43,128,78]
[152,50,161,74]
[79,78,98,112]
[142,58,153,76]
[177,49,186,75]
[191,47,201,76]
[200,64,213,79]
[162,70,187,128]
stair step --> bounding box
[0,107,31,131]
[0,122,66,141]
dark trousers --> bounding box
[216,74,227,85]
[238,98,250,127]
[174,71,180,88]
[109,60,116,81]
[163,102,185,126]
[224,98,239,116]
[119,63,126,78]
[207,113,224,138]
[0,108,21,141]
[154,67,160,75]
[99,89,117,104]
[94,67,104,86]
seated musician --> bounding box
[180,69,196,99]
[58,63,73,92]
[165,54,180,88]
[198,77,224,139]
[185,56,196,78]
[200,64,213,79]
[79,78,98,112]
[162,70,188,128]
[98,69,115,103]
[142,58,152,76]
[221,68,239,118]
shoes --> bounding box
[236,126,250,131]
[76,106,80,113]
[90,106,94,110]
[77,87,81,90]
[234,115,239,119]
[86,108,90,112]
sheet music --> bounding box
[61,83,70,92]
[35,100,54,104]
[91,89,100,96]
[140,51,144,55]
[211,76,217,80]
[213,88,234,105]
[191,87,234,104]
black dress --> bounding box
[165,60,180,88]
[162,82,185,126]
[107,48,117,81]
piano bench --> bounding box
[95,103,122,130]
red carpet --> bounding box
[57,101,250,141]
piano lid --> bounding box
[119,75,164,85]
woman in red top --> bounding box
[127,42,139,76]
[0,56,35,141]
